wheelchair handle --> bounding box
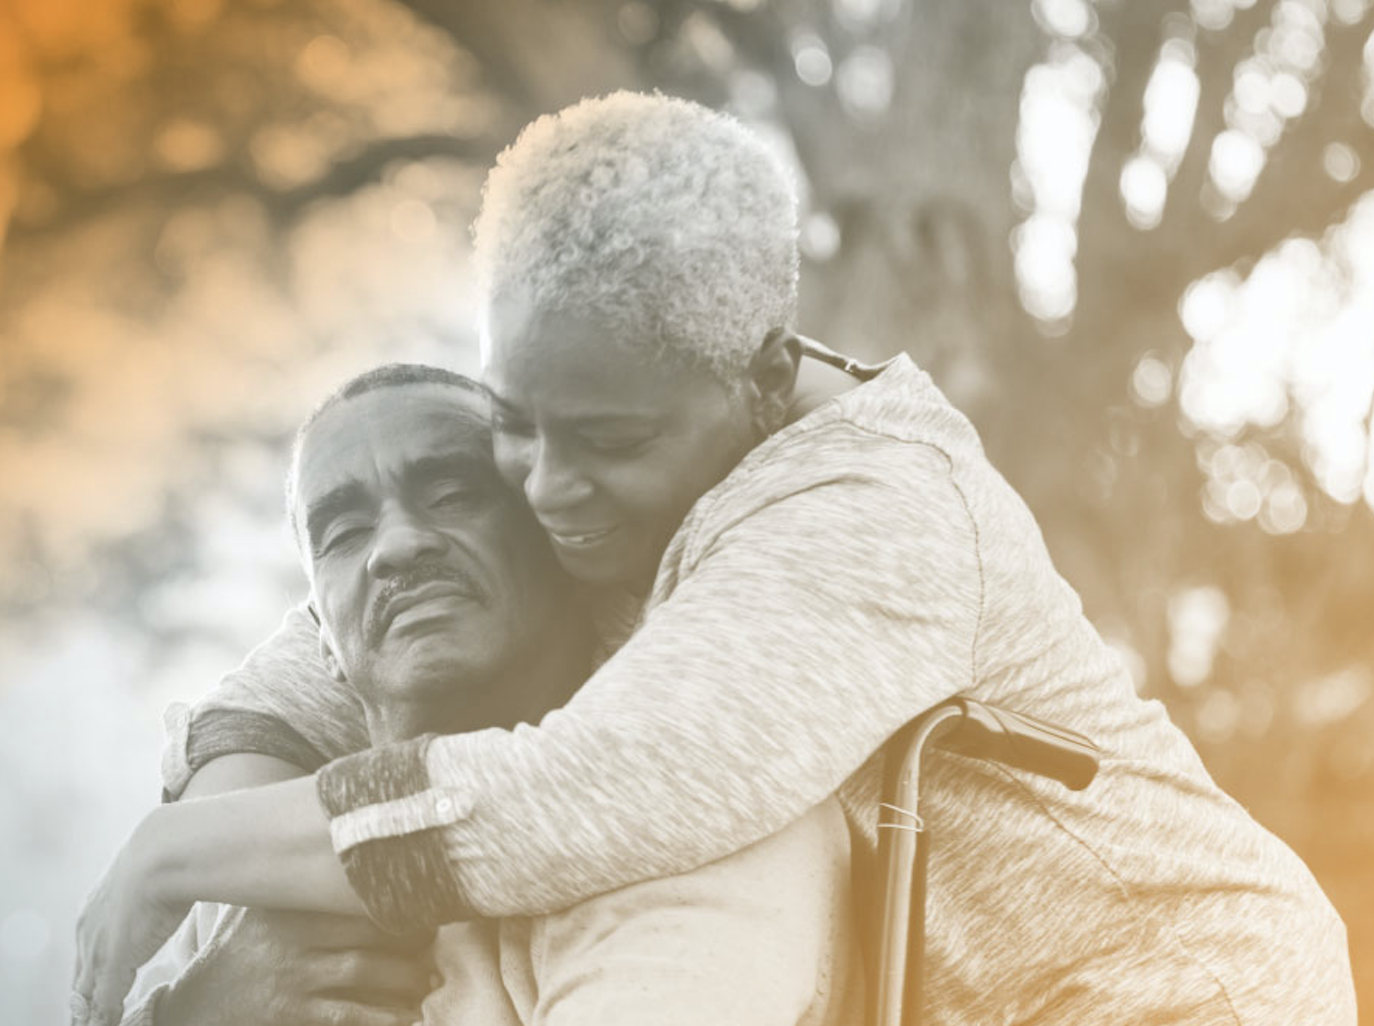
[873,698,1101,1026]
[936,697,1101,790]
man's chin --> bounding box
[377,628,489,679]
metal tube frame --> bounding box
[871,704,966,1026]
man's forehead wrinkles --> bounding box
[409,401,493,440]
[402,450,496,482]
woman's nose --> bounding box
[522,438,594,516]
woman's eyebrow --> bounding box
[486,393,655,430]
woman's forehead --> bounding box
[486,338,722,430]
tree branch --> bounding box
[7,133,498,245]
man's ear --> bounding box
[317,620,347,684]
[747,329,803,435]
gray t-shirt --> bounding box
[168,355,1356,1025]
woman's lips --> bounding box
[543,524,619,549]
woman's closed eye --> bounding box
[578,431,655,455]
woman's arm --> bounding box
[75,775,368,1026]
[118,757,428,1026]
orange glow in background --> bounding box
[1,0,1372,1021]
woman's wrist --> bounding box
[130,774,364,914]
[129,803,197,910]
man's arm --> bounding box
[180,753,310,798]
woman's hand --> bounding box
[72,809,191,1025]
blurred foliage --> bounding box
[0,0,1372,1021]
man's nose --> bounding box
[366,506,445,577]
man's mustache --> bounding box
[366,562,484,645]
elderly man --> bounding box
[118,362,859,1026]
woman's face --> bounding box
[483,304,758,589]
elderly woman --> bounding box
[77,93,1355,1025]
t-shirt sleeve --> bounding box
[317,432,982,929]
[162,603,369,799]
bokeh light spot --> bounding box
[1168,585,1231,688]
[836,46,894,118]
[801,211,841,262]
[1121,155,1168,230]
[1131,354,1173,407]
[616,2,659,46]
[154,119,225,172]
[1032,0,1095,38]
[1209,128,1266,202]
[296,34,352,94]
[1322,141,1360,182]
[792,35,833,87]
[1295,667,1372,728]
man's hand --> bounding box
[157,907,431,1026]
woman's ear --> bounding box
[747,329,803,434]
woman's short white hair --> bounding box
[473,91,799,382]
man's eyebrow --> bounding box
[304,480,369,550]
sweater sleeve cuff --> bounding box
[316,734,473,933]
[161,706,329,802]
